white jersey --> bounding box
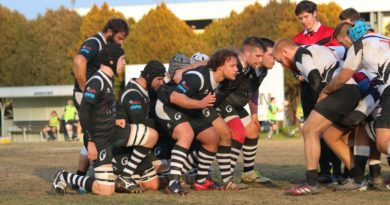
[343,33,390,94]
[294,45,354,84]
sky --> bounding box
[0,0,215,19]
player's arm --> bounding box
[173,61,207,83]
[74,40,100,91]
[307,70,323,101]
[78,78,102,142]
[248,89,259,116]
[322,42,362,95]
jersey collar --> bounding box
[303,22,321,35]
[130,79,149,97]
[209,70,219,90]
[98,32,107,44]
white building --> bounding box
[76,0,390,34]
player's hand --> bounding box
[317,91,328,103]
[173,69,184,84]
[87,141,98,161]
[199,92,216,108]
[115,119,125,128]
[251,114,260,128]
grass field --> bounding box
[0,137,389,205]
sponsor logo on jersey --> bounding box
[203,89,209,94]
[86,86,96,93]
[84,92,95,99]
[99,149,107,161]
[177,84,187,93]
[80,45,92,54]
[107,88,111,93]
[130,105,142,110]
[167,122,171,129]
[203,108,210,117]
[181,81,190,90]
[129,100,141,104]
[174,112,182,120]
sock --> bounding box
[319,139,331,175]
[354,156,368,184]
[182,150,198,174]
[124,146,150,176]
[195,146,216,184]
[76,170,87,176]
[342,167,349,178]
[230,139,243,173]
[169,144,188,181]
[62,171,94,192]
[368,161,381,179]
[242,138,258,173]
[217,145,232,183]
[305,170,318,186]
[329,150,342,176]
[353,145,370,183]
[68,131,74,139]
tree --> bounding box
[123,3,205,64]
[385,22,390,37]
[317,2,343,28]
[0,5,30,86]
[26,7,82,85]
[79,3,125,40]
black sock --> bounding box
[369,164,381,179]
[329,150,341,176]
[196,146,216,184]
[319,139,331,175]
[169,144,188,181]
[354,155,368,183]
[76,170,87,176]
[242,138,258,173]
[306,170,318,186]
[217,145,232,183]
[230,139,243,173]
[62,171,94,192]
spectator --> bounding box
[267,97,282,140]
[63,99,78,141]
[41,111,60,141]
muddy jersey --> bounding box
[74,32,106,92]
[224,67,268,108]
[119,79,154,127]
[82,70,116,139]
[343,33,390,93]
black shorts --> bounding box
[217,101,249,119]
[376,86,390,128]
[314,84,361,123]
[92,136,114,168]
[155,100,215,136]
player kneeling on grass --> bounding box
[52,44,125,196]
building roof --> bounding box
[0,85,73,98]
[76,0,264,21]
[75,0,390,22]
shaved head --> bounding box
[273,39,297,57]
[273,39,298,69]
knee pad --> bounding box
[94,166,115,186]
[226,117,246,144]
